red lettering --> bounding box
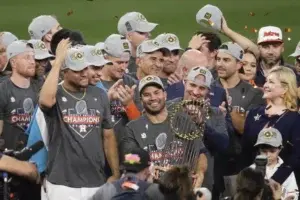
[63,115,101,125]
[263,31,280,37]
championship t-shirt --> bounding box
[122,114,205,169]
[0,79,39,150]
[43,85,113,188]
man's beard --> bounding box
[262,56,281,68]
[144,101,166,115]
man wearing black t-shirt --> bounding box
[39,39,119,200]
[0,40,38,150]
[121,75,207,188]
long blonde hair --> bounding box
[268,66,298,111]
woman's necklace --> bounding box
[61,84,86,101]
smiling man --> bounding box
[255,26,299,87]
[39,40,119,200]
[118,11,158,73]
[132,39,166,81]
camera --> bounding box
[254,155,268,177]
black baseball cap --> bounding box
[121,148,151,173]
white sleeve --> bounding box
[281,172,299,200]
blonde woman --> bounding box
[240,66,300,186]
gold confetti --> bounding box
[251,28,258,33]
[284,28,292,33]
[249,12,255,16]
[67,10,74,16]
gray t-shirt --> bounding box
[213,80,265,111]
[101,74,141,145]
[42,85,113,188]
[0,79,39,150]
[121,114,206,168]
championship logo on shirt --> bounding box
[10,98,34,130]
[110,100,125,125]
[62,100,101,138]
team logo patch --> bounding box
[204,12,212,20]
[29,30,34,37]
[70,52,84,61]
[91,48,103,56]
[167,36,177,44]
[125,21,133,32]
[123,42,129,50]
[264,131,273,139]
[137,14,146,21]
[35,41,46,50]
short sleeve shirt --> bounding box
[0,79,39,149]
[44,85,113,188]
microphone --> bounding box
[13,141,44,161]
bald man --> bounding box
[165,50,227,108]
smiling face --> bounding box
[137,51,165,77]
[140,85,166,115]
[263,72,287,100]
[184,75,209,101]
[64,67,89,89]
[105,55,129,80]
[241,52,257,81]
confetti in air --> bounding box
[244,25,248,30]
[251,28,258,33]
[67,10,74,16]
[288,37,291,41]
[284,28,292,33]
[249,12,255,16]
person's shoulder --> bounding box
[88,85,107,96]
[126,115,146,127]
[247,105,265,116]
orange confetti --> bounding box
[284,28,292,33]
[251,28,258,33]
[249,12,255,16]
[67,10,74,16]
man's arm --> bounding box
[194,153,208,188]
[39,39,70,109]
[0,155,39,181]
[221,16,260,58]
[103,128,120,181]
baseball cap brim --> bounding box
[35,53,55,60]
[218,49,242,61]
[65,62,92,72]
[139,82,164,94]
[135,22,158,33]
[254,141,281,148]
[289,52,300,57]
[257,39,283,45]
[91,59,112,67]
